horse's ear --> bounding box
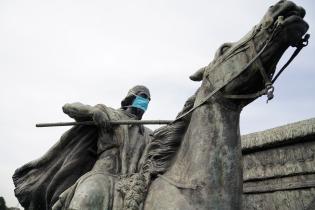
[189,67,206,81]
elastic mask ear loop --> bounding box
[122,93,139,109]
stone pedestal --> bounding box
[242,118,315,210]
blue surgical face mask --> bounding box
[131,95,149,112]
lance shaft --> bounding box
[36,120,172,127]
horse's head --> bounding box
[190,0,309,107]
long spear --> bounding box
[36,120,173,127]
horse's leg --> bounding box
[144,177,193,210]
[68,173,113,210]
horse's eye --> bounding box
[221,46,230,55]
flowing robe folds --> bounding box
[13,104,152,210]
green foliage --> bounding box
[0,197,7,210]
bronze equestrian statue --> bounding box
[13,1,309,209]
[143,1,309,209]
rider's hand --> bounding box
[92,109,111,129]
[62,103,78,119]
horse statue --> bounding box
[136,1,309,209]
[11,1,309,210]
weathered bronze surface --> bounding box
[12,1,310,209]
[13,86,154,210]
[144,1,309,209]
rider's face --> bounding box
[131,92,150,119]
[138,92,150,101]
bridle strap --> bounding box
[173,24,278,123]
[272,34,310,83]
[224,33,309,101]
[172,24,309,123]
[224,38,274,101]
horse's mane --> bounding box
[141,92,197,176]
[117,92,197,210]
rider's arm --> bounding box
[62,102,96,121]
[63,102,111,128]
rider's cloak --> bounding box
[13,104,152,210]
[13,124,99,210]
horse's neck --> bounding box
[166,101,241,183]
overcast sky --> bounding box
[1,0,314,207]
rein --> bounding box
[224,33,309,100]
[173,21,309,123]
